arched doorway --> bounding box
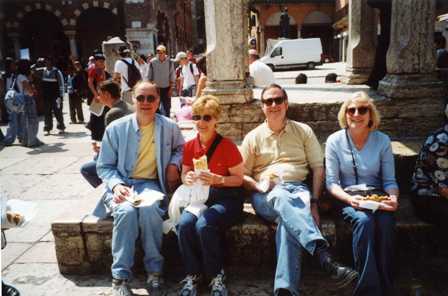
[76,8,124,61]
[20,10,69,67]
[301,11,334,59]
[265,12,298,40]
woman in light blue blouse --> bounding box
[325,91,399,296]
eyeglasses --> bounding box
[261,96,285,106]
[136,94,157,103]
[346,106,369,115]
[192,114,213,122]
[156,50,165,54]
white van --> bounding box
[260,38,323,71]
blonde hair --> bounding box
[192,95,222,120]
[337,91,381,130]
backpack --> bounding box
[4,78,25,113]
[121,59,142,89]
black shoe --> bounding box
[322,256,358,289]
[277,288,293,296]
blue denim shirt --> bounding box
[325,129,398,191]
[94,113,184,218]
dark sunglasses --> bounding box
[347,106,369,115]
[192,114,213,122]
[261,96,285,106]
[136,94,157,103]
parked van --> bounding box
[260,38,323,71]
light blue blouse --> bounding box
[325,129,398,191]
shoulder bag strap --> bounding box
[206,134,223,164]
[345,128,359,184]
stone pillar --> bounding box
[297,24,301,38]
[344,0,376,84]
[202,0,254,140]
[378,0,445,98]
[8,33,20,59]
[203,0,252,104]
[65,30,79,59]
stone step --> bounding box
[51,139,430,275]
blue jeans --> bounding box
[177,187,243,278]
[3,96,39,146]
[103,179,166,280]
[252,182,326,296]
[80,157,102,188]
[341,206,395,296]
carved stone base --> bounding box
[378,73,447,99]
[203,80,253,104]
[343,67,372,84]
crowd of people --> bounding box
[1,42,447,296]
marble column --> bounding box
[378,0,445,98]
[203,0,252,104]
[65,30,78,59]
[343,0,376,84]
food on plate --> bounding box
[193,155,208,171]
[361,194,389,202]
[6,211,23,225]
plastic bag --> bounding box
[1,192,37,229]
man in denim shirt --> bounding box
[96,81,184,296]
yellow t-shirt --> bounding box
[132,121,157,179]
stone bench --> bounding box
[52,139,437,274]
[52,199,337,275]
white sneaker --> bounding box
[146,273,165,296]
[209,270,228,296]
[179,274,200,296]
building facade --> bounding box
[1,0,196,68]
[250,0,335,58]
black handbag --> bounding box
[344,129,388,197]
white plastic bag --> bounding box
[163,171,210,234]
[1,193,37,229]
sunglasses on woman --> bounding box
[136,94,157,103]
[192,114,213,122]
[261,96,285,106]
[347,106,369,115]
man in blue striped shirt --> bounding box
[42,58,65,135]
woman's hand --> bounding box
[380,195,399,212]
[348,195,363,209]
[198,171,223,186]
[184,171,197,185]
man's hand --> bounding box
[92,142,100,154]
[311,204,320,226]
[112,184,132,203]
[166,164,181,193]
